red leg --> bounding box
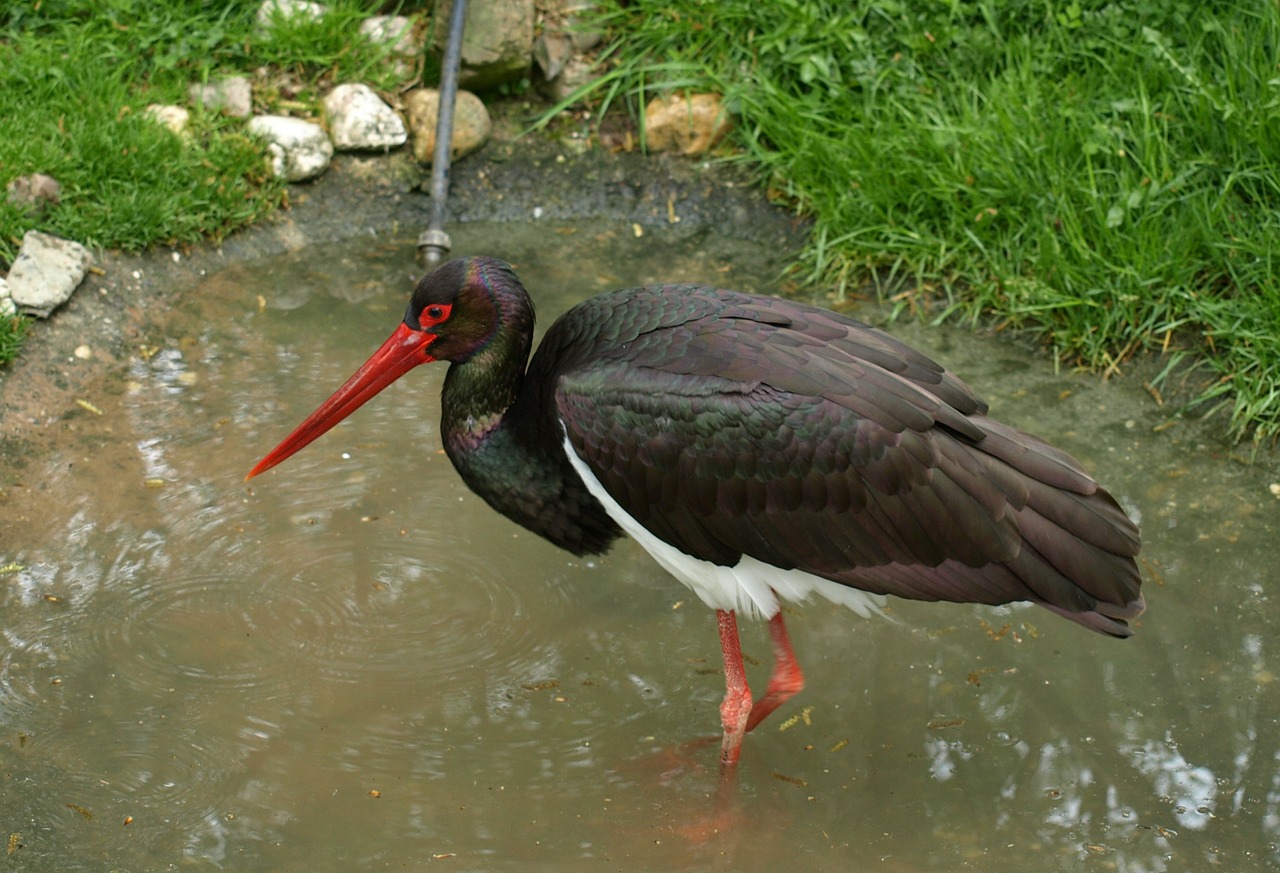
[716,609,752,768]
[744,610,805,733]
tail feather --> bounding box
[1014,502,1143,611]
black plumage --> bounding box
[520,273,1141,636]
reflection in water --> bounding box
[0,221,1276,870]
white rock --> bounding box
[7,231,94,318]
[247,115,334,181]
[189,77,253,118]
[256,0,325,29]
[359,14,422,78]
[144,104,191,136]
[359,15,417,54]
[323,83,407,151]
[0,277,14,318]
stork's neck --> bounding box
[438,327,620,557]
[440,338,527,445]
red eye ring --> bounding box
[423,304,450,325]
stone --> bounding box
[535,0,605,100]
[432,0,533,91]
[404,88,491,164]
[360,15,417,53]
[533,30,574,84]
[256,0,326,29]
[247,115,334,181]
[359,15,424,79]
[545,57,599,104]
[536,0,602,81]
[6,173,62,216]
[189,77,254,118]
[644,93,733,156]
[563,0,603,52]
[323,83,407,151]
[6,231,93,318]
[144,104,191,136]
[0,277,13,318]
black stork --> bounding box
[247,255,1143,767]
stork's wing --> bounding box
[550,288,1142,635]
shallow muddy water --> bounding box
[1,220,1277,871]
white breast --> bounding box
[561,433,887,620]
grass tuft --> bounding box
[571,0,1280,443]
[0,1,417,264]
[0,315,30,366]
[1,0,418,362]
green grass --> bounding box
[0,315,29,366]
[0,0,418,360]
[563,0,1280,444]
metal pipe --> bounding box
[418,0,469,269]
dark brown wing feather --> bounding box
[539,285,1143,636]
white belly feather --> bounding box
[561,434,886,620]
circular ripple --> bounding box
[258,534,547,690]
[90,567,296,697]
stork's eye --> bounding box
[423,304,450,325]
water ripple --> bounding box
[258,535,547,689]
[91,569,295,696]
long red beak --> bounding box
[246,322,437,480]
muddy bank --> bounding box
[0,130,805,453]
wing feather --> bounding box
[537,284,1142,634]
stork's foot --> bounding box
[715,607,808,768]
[744,610,805,733]
[716,609,752,770]
[718,674,752,768]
